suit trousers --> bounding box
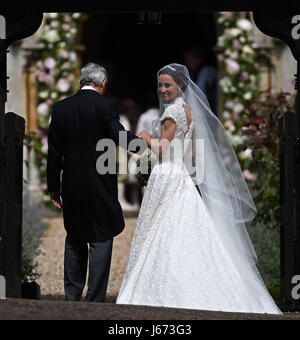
[64,234,113,302]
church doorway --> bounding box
[81,12,218,115]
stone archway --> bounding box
[2,2,300,310]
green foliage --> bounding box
[21,251,42,283]
[28,13,86,204]
[217,12,296,286]
[22,181,50,283]
[239,91,295,231]
[217,12,260,137]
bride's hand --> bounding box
[138,131,152,148]
[138,130,150,141]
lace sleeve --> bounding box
[160,105,180,124]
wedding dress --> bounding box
[116,64,282,314]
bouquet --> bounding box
[136,148,157,187]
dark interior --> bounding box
[81,12,217,112]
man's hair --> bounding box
[80,62,107,87]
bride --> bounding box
[116,63,282,314]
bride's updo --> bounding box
[157,65,188,93]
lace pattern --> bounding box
[160,97,194,139]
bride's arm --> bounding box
[138,118,176,158]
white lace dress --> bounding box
[116,97,282,314]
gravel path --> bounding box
[36,213,136,302]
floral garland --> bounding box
[31,12,85,205]
[216,12,260,147]
[216,12,287,287]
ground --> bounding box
[1,212,300,320]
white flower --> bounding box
[243,169,257,181]
[48,13,58,19]
[64,15,71,23]
[242,45,254,55]
[61,62,71,70]
[219,76,232,88]
[237,18,253,32]
[50,21,59,28]
[231,134,244,146]
[230,51,238,59]
[44,57,56,69]
[233,39,241,50]
[56,78,70,93]
[233,103,244,113]
[39,91,49,99]
[225,100,234,109]
[225,120,236,133]
[69,51,77,63]
[70,28,77,35]
[220,12,233,19]
[51,92,58,100]
[225,58,240,74]
[37,102,49,116]
[62,23,70,31]
[58,49,69,59]
[72,13,80,19]
[243,92,252,100]
[217,36,225,47]
[217,16,226,24]
[43,29,60,43]
[223,111,231,119]
[231,28,242,37]
[240,148,253,160]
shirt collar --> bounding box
[81,85,98,92]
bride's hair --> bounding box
[157,65,187,92]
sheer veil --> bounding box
[153,64,280,304]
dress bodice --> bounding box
[151,97,194,164]
[159,96,194,139]
[152,96,194,141]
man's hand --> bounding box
[50,189,62,209]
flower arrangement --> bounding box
[237,91,295,229]
[216,12,260,144]
[29,12,86,205]
[216,12,296,288]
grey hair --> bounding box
[80,62,107,87]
